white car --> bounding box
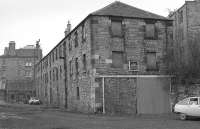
[28,97,41,105]
[174,97,200,120]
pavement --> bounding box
[0,103,200,129]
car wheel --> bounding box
[180,113,187,120]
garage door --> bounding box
[137,77,171,114]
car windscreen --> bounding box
[177,98,189,105]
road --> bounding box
[0,103,200,129]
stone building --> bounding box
[35,38,66,107]
[0,41,42,103]
[169,0,200,66]
[35,1,173,114]
[169,0,200,100]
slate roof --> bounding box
[91,1,169,20]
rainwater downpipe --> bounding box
[102,77,105,114]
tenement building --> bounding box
[169,0,200,101]
[0,41,42,103]
[35,1,173,114]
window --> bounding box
[76,87,80,100]
[60,65,62,79]
[178,10,183,24]
[189,98,198,105]
[111,20,122,37]
[68,37,72,51]
[82,54,86,70]
[59,44,63,58]
[56,68,59,80]
[82,23,86,42]
[45,73,48,84]
[146,52,157,71]
[129,61,139,71]
[53,69,55,81]
[177,98,189,105]
[75,31,78,47]
[55,49,58,60]
[52,52,54,62]
[112,51,124,68]
[69,60,72,76]
[75,57,79,76]
[25,70,32,77]
[49,56,51,67]
[49,70,52,81]
[145,23,157,39]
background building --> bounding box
[0,41,42,103]
[169,0,200,101]
[36,1,173,114]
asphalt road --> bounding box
[0,103,200,129]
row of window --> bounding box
[68,23,86,52]
[36,43,65,73]
[36,23,87,72]
[37,65,63,85]
[110,18,159,40]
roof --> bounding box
[91,1,168,20]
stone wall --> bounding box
[35,42,65,107]
[91,16,172,75]
[66,17,95,112]
[95,77,137,114]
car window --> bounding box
[189,98,198,105]
[177,98,189,105]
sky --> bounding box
[0,0,185,56]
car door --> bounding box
[188,97,200,116]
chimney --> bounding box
[36,39,40,49]
[64,21,71,36]
[8,41,16,56]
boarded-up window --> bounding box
[112,51,123,68]
[146,52,157,70]
[111,20,122,37]
[145,24,155,39]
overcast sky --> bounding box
[0,0,185,56]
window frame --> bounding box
[128,60,139,71]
